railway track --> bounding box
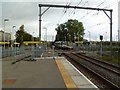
[73,53,120,76]
[63,52,120,90]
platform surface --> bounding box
[2,59,66,88]
[2,56,98,89]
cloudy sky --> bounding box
[0,0,119,41]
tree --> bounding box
[55,19,85,42]
[16,25,32,45]
[55,24,68,41]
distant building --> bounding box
[0,30,11,42]
[118,1,120,42]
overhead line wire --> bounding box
[79,0,108,21]
[84,16,118,30]
[57,2,70,24]
[82,0,118,24]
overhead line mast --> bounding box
[38,4,113,61]
[39,4,112,11]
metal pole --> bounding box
[110,10,113,61]
[11,27,13,47]
[12,26,16,57]
[11,26,16,46]
[43,27,47,58]
[117,31,119,62]
[106,32,107,41]
[3,19,9,49]
[88,31,91,41]
[45,28,47,57]
[101,40,102,58]
[46,28,47,42]
[39,6,41,43]
[14,30,16,63]
[118,30,120,42]
[52,36,54,42]
[3,20,5,49]
[106,32,107,47]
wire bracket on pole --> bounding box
[41,7,50,16]
[103,10,111,20]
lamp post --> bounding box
[11,26,16,47]
[106,32,107,41]
[15,29,17,63]
[105,32,107,47]
[3,19,9,49]
[88,31,91,41]
[118,30,120,42]
[43,27,47,45]
[116,35,117,41]
[43,27,47,57]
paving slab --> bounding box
[2,59,66,88]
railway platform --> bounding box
[2,55,98,89]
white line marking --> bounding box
[63,57,99,89]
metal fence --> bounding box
[1,45,48,59]
[1,46,32,58]
[72,43,120,64]
[72,44,100,52]
[1,44,119,64]
[31,45,46,59]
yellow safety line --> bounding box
[55,59,77,89]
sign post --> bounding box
[100,35,103,58]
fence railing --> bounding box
[72,43,120,64]
[31,45,46,59]
[1,46,32,58]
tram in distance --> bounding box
[54,41,73,50]
[53,40,90,50]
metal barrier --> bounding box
[1,46,31,58]
[31,45,46,59]
[72,43,120,64]
[72,44,100,52]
